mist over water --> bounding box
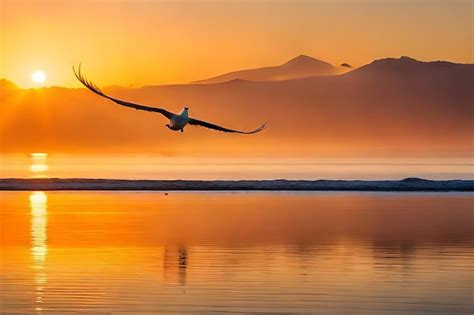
[0,191,472,314]
[1,154,472,180]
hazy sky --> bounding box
[1,0,472,87]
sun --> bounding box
[32,70,47,84]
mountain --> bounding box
[1,57,472,157]
[194,55,348,84]
[349,56,472,78]
[344,56,473,99]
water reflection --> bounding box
[29,153,48,178]
[0,192,471,314]
[371,240,416,273]
[29,191,48,312]
[163,246,188,285]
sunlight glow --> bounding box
[31,70,47,84]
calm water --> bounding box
[0,191,472,314]
[1,154,473,179]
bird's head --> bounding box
[181,107,189,116]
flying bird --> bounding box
[73,65,267,134]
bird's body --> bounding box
[73,65,267,134]
[167,108,189,132]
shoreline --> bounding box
[0,178,473,191]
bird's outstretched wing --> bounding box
[188,117,268,134]
[73,64,175,119]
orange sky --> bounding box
[1,0,472,88]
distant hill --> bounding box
[1,56,472,157]
[0,79,17,90]
[194,55,349,84]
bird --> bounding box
[73,65,267,134]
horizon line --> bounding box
[3,55,472,90]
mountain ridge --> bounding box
[193,55,348,84]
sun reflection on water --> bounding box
[29,153,49,178]
[29,191,48,312]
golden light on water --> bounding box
[30,191,48,263]
[30,191,47,206]
[30,191,48,311]
[30,164,48,173]
[30,153,48,158]
[30,153,49,178]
